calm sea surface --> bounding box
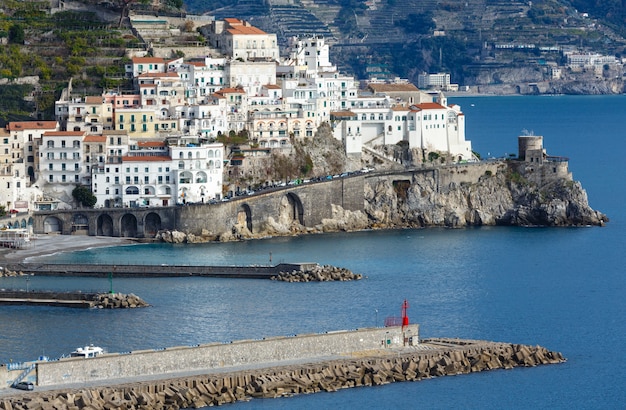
[1,95,624,409]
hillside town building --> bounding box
[1,18,472,219]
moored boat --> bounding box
[70,344,104,358]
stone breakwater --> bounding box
[0,339,565,409]
[271,264,362,282]
[0,290,149,309]
[93,293,149,309]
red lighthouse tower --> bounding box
[401,299,409,329]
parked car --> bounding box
[12,381,34,391]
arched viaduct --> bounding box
[31,176,367,238]
[31,163,500,238]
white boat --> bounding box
[70,344,104,358]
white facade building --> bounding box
[39,131,88,186]
[170,142,224,204]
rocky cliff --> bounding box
[159,160,607,245]
[364,161,607,228]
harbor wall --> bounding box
[35,326,419,387]
[0,338,566,409]
[2,263,307,278]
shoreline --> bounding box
[0,235,138,263]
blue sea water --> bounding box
[1,95,625,409]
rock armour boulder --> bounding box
[92,293,149,309]
[271,264,362,282]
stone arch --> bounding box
[71,213,89,235]
[20,219,26,228]
[237,204,253,232]
[120,214,138,237]
[43,216,62,233]
[97,214,114,236]
[279,193,304,226]
[144,212,161,238]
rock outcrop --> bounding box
[365,161,607,228]
[157,160,607,245]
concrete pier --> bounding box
[0,331,565,409]
[2,262,312,279]
[0,290,149,309]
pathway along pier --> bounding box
[2,262,311,279]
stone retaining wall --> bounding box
[0,338,565,409]
[35,326,418,387]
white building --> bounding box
[331,92,473,161]
[90,137,224,208]
[170,142,224,204]
[417,72,452,89]
[125,56,167,78]
[39,131,88,186]
[204,18,279,62]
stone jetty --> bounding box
[0,339,565,409]
[271,264,362,282]
[0,290,149,309]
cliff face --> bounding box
[364,161,607,228]
[160,160,607,244]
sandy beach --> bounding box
[0,234,137,263]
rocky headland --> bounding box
[158,158,607,245]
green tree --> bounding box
[72,185,97,208]
[8,24,24,44]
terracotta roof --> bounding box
[122,155,171,162]
[132,57,166,64]
[227,26,267,35]
[187,61,205,67]
[7,121,57,131]
[137,141,166,147]
[138,72,179,78]
[391,105,409,111]
[224,19,267,35]
[330,111,356,117]
[43,131,84,137]
[264,84,281,89]
[85,96,104,104]
[216,87,246,94]
[368,83,419,93]
[84,135,106,142]
[414,102,446,110]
